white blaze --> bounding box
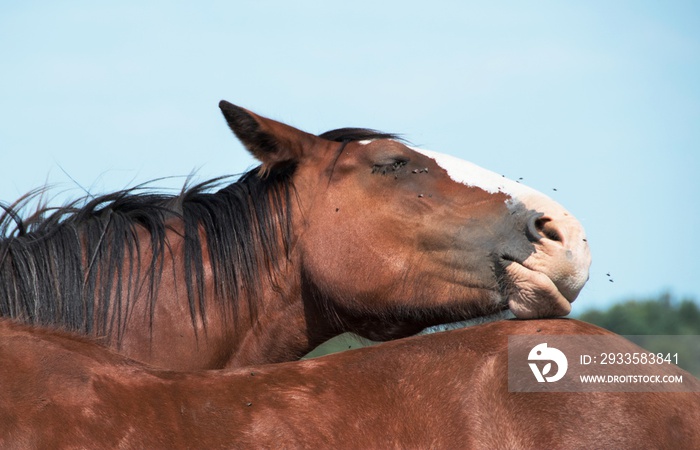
[412,147,545,206]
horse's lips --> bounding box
[501,260,573,319]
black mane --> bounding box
[0,128,393,340]
[0,169,294,340]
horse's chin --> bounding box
[502,260,574,319]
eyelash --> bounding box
[372,160,408,175]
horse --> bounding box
[0,101,591,369]
[0,318,696,449]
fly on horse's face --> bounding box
[220,101,591,336]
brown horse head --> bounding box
[219,101,591,341]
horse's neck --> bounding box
[221,261,339,367]
[0,193,335,368]
[119,225,330,368]
[225,296,309,366]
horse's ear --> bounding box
[219,100,322,175]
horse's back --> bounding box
[0,318,698,449]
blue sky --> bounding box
[1,1,698,312]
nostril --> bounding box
[526,213,564,243]
[538,218,563,243]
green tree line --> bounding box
[577,292,700,335]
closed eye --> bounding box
[372,160,408,175]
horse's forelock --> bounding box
[319,128,402,143]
